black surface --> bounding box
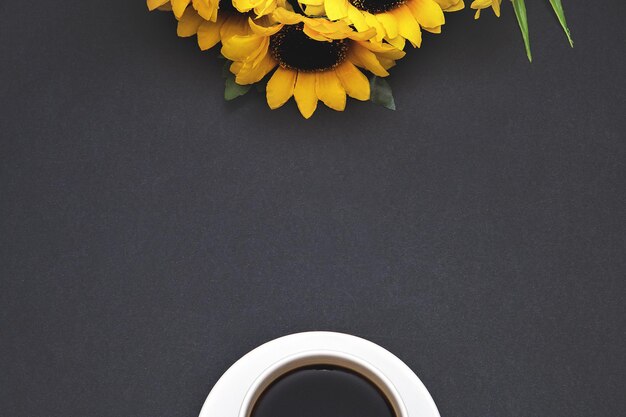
[251,366,395,417]
[1,1,625,417]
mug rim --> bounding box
[238,349,409,417]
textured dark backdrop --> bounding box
[1,1,625,416]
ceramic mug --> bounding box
[198,331,440,417]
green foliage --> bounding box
[369,76,396,111]
[548,0,574,47]
[511,0,531,62]
[224,75,251,101]
[509,0,573,62]
[221,60,251,101]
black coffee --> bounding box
[251,366,396,417]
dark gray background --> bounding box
[1,1,624,416]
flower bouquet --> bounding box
[148,0,572,118]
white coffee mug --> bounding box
[198,331,440,417]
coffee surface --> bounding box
[251,366,396,417]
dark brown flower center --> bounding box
[349,0,406,14]
[269,24,349,72]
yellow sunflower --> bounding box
[146,0,236,22]
[470,0,500,19]
[220,8,405,118]
[190,0,282,20]
[147,0,285,51]
[300,0,465,50]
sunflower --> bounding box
[470,0,500,19]
[147,0,285,51]
[299,0,464,50]
[220,8,405,118]
[146,0,236,21]
[148,0,281,20]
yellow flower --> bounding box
[147,0,281,22]
[147,0,284,51]
[300,0,464,50]
[221,8,405,118]
[470,0,501,19]
[191,0,281,20]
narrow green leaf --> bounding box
[511,0,532,62]
[224,75,251,101]
[548,0,574,47]
[369,76,396,111]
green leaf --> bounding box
[511,0,532,62]
[224,75,251,101]
[369,76,396,111]
[548,0,574,47]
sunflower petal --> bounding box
[316,71,346,111]
[248,17,284,36]
[386,35,406,50]
[273,8,305,25]
[193,0,218,21]
[433,0,465,11]
[407,0,445,29]
[364,12,386,42]
[349,42,389,76]
[325,0,349,20]
[171,0,191,18]
[391,4,422,47]
[221,35,264,61]
[235,51,277,84]
[147,0,169,11]
[293,72,318,119]
[177,8,203,37]
[232,0,256,12]
[197,20,222,50]
[347,5,369,32]
[423,25,441,34]
[266,67,297,109]
[335,61,370,101]
[446,0,465,11]
[359,41,406,60]
[220,15,250,40]
[376,13,399,40]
